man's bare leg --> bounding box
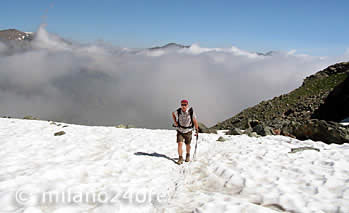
[186,144,191,155]
[177,141,184,164]
[185,144,191,162]
[178,141,183,157]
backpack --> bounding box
[177,107,194,129]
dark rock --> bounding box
[289,147,320,153]
[252,124,273,136]
[282,132,297,139]
[293,119,349,144]
[243,128,253,135]
[217,136,227,142]
[198,122,209,133]
[198,122,217,134]
[247,119,261,128]
[23,116,38,120]
[54,131,66,136]
[280,120,297,135]
[312,75,349,122]
[226,127,243,135]
[284,109,294,117]
[244,128,253,135]
[116,124,136,129]
[271,118,290,129]
[247,132,260,138]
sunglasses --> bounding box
[181,104,188,106]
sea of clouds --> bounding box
[0,26,348,128]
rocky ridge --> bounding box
[212,62,349,144]
[0,29,33,41]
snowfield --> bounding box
[0,118,348,213]
[341,117,349,126]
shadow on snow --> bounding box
[134,152,178,164]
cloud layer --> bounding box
[0,27,348,128]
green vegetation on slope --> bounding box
[213,62,349,130]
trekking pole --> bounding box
[193,132,199,160]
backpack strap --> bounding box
[176,108,181,117]
[176,108,181,125]
[189,107,194,128]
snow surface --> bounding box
[0,118,348,213]
[340,117,349,126]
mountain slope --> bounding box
[213,62,349,132]
[0,29,33,41]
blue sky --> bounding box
[1,0,348,55]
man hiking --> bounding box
[172,99,199,164]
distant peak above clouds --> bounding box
[0,26,347,128]
[149,43,190,50]
[256,51,275,56]
[0,29,33,41]
[0,28,278,58]
[149,43,274,57]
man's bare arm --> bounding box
[172,112,178,126]
[193,118,199,132]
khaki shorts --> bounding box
[177,131,192,145]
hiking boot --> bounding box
[185,153,190,162]
[177,156,184,165]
